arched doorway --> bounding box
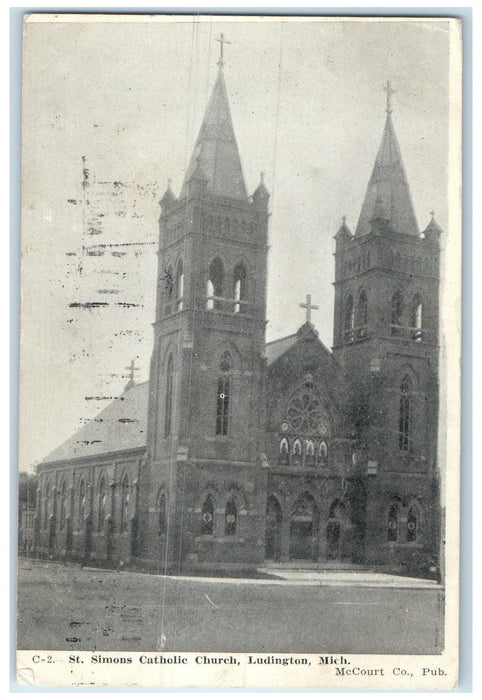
[289,493,319,560]
[326,500,347,560]
[265,496,282,560]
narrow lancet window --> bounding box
[387,503,399,541]
[225,498,237,536]
[411,294,423,342]
[407,505,418,542]
[97,477,106,533]
[120,474,130,533]
[201,495,214,535]
[391,291,403,336]
[233,263,247,313]
[207,258,224,310]
[344,295,355,341]
[164,353,174,438]
[399,376,412,452]
[216,352,231,435]
[175,259,184,311]
[358,291,368,337]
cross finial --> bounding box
[342,215,346,224]
[167,178,172,187]
[430,209,435,218]
[260,171,265,184]
[125,359,139,384]
[383,80,395,114]
[215,33,231,69]
[299,294,319,324]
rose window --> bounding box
[287,385,323,433]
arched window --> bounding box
[97,477,106,533]
[293,438,302,465]
[407,504,419,542]
[225,498,237,536]
[305,439,315,466]
[387,503,399,541]
[358,291,368,338]
[175,259,184,311]
[164,265,174,316]
[120,473,130,533]
[411,294,423,342]
[201,494,214,535]
[206,258,224,310]
[391,291,403,336]
[399,376,412,452]
[279,437,289,465]
[233,263,247,314]
[319,440,328,461]
[164,353,174,438]
[44,479,51,529]
[78,479,86,528]
[344,295,355,341]
[216,352,231,435]
[59,480,67,531]
[158,492,167,536]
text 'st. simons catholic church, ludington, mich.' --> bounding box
[33,36,442,578]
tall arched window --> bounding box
[201,494,215,535]
[59,480,67,531]
[97,477,106,533]
[233,263,247,314]
[44,479,51,529]
[407,504,419,542]
[225,498,237,536]
[358,291,368,338]
[158,492,167,535]
[305,439,315,466]
[399,376,412,452]
[164,353,174,438]
[164,265,174,316]
[78,479,86,528]
[387,503,399,541]
[216,352,231,435]
[344,295,355,341]
[175,259,184,311]
[391,291,404,336]
[319,440,328,462]
[206,257,224,310]
[279,437,289,465]
[411,294,423,342]
[120,473,130,533]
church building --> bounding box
[32,43,442,576]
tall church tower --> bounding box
[332,84,441,569]
[140,39,270,569]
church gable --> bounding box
[40,382,148,465]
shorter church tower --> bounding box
[332,83,441,570]
[139,37,271,569]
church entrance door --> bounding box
[265,496,282,560]
[289,493,319,561]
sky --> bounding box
[19,15,453,473]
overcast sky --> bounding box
[20,15,453,473]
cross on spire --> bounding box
[215,32,231,69]
[383,80,395,114]
[125,359,139,384]
[300,294,319,324]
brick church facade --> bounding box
[32,55,442,576]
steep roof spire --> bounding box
[355,83,419,237]
[180,41,248,201]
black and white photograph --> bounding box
[17,14,461,689]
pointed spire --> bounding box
[355,85,419,237]
[160,179,177,211]
[335,214,353,241]
[422,210,443,239]
[252,171,270,209]
[180,62,248,201]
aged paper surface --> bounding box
[17,14,461,689]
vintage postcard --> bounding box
[17,14,462,689]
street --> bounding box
[17,559,444,654]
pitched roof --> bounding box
[41,382,148,465]
[265,333,298,365]
[355,113,419,237]
[180,68,248,200]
